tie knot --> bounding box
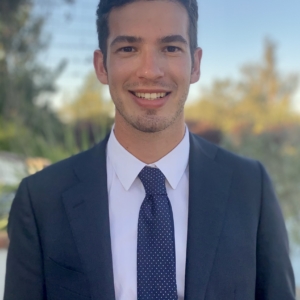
[138,166,167,195]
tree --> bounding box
[0,0,72,159]
[185,39,299,134]
[59,71,114,151]
[60,71,113,124]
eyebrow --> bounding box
[160,35,188,45]
[110,36,143,47]
[110,34,188,47]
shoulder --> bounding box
[190,132,261,172]
[23,135,109,200]
[26,147,90,189]
[189,132,270,196]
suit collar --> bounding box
[184,133,233,300]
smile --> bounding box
[131,92,169,100]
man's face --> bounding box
[94,0,202,133]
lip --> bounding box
[130,89,170,93]
[129,91,171,109]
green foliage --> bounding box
[59,71,114,125]
[185,39,300,134]
[58,71,114,157]
[0,0,101,163]
[0,0,65,156]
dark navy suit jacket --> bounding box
[4,133,295,299]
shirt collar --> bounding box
[107,126,190,191]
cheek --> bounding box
[108,61,133,86]
[168,58,192,80]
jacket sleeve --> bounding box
[255,162,296,299]
[4,178,46,300]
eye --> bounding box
[165,46,181,53]
[119,46,135,52]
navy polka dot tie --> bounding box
[137,166,178,300]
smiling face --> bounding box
[94,0,202,133]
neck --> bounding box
[113,115,186,164]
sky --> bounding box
[36,0,300,109]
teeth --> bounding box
[134,92,167,100]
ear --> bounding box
[94,50,108,84]
[190,47,203,84]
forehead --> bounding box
[107,1,189,43]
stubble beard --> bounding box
[113,88,189,133]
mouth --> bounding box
[130,91,170,100]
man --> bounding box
[4,0,295,299]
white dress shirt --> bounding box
[106,128,190,300]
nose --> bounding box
[136,48,164,80]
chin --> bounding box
[128,115,177,133]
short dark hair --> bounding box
[96,0,198,67]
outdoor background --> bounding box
[0,0,300,298]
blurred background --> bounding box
[0,0,300,298]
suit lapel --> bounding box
[184,134,233,300]
[60,132,232,300]
[62,136,116,300]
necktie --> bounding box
[137,166,178,300]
